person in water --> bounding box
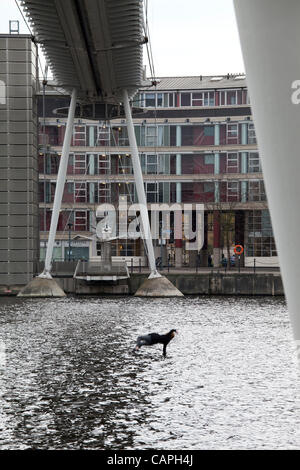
[134,329,178,357]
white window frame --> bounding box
[145,125,157,146]
[98,153,111,175]
[227,181,239,201]
[248,123,257,145]
[227,152,239,172]
[248,152,261,173]
[74,181,87,203]
[74,210,88,231]
[226,123,239,143]
[73,125,86,146]
[74,153,87,175]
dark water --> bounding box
[0,295,299,450]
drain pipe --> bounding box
[123,89,160,278]
[40,88,77,279]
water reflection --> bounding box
[0,295,299,449]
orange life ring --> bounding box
[234,244,244,255]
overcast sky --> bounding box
[0,0,245,77]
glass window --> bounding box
[73,125,86,146]
[146,154,157,174]
[227,91,237,105]
[227,181,239,201]
[204,154,215,165]
[74,154,86,174]
[181,93,191,106]
[145,93,155,107]
[248,123,257,145]
[192,93,202,106]
[204,125,214,137]
[247,210,276,257]
[248,152,261,173]
[227,123,239,143]
[227,153,239,172]
[146,182,158,202]
[157,93,163,107]
[203,182,214,193]
[145,126,157,146]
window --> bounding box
[227,123,239,143]
[181,93,191,106]
[227,181,239,201]
[220,90,240,106]
[204,154,215,165]
[73,125,86,146]
[168,93,174,107]
[192,91,215,106]
[227,90,237,105]
[247,210,277,257]
[74,154,86,174]
[248,152,261,173]
[248,123,257,144]
[248,180,266,201]
[203,182,214,193]
[145,126,157,146]
[146,154,158,174]
[204,125,214,137]
[145,93,155,107]
[157,93,163,107]
[96,124,110,146]
[117,154,132,175]
[74,211,88,231]
[96,182,111,203]
[227,153,239,173]
[74,182,87,203]
[98,154,111,175]
[146,182,158,203]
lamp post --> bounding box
[68,222,73,261]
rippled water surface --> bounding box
[0,295,299,450]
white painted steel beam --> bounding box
[123,89,160,278]
[233,0,300,359]
[40,88,77,278]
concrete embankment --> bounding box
[1,271,284,296]
[0,271,284,296]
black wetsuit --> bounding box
[135,329,177,357]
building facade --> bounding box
[38,75,277,269]
[0,35,39,287]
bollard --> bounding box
[131,258,133,274]
[254,258,256,274]
[139,258,141,273]
[238,255,241,273]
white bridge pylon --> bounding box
[234,0,300,360]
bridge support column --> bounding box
[234,0,300,360]
[18,88,77,297]
[123,89,183,296]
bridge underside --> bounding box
[22,0,144,103]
